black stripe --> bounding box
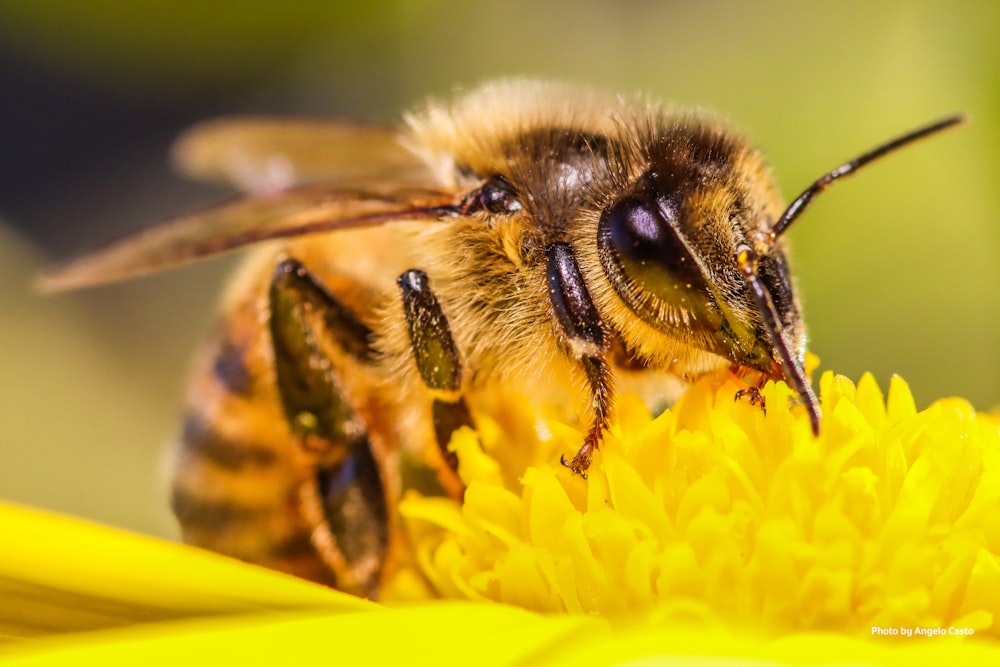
[181,413,278,471]
[170,485,269,528]
[212,339,253,395]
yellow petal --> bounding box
[0,501,368,643]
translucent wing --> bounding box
[39,182,458,291]
[171,118,431,193]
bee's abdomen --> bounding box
[171,317,339,587]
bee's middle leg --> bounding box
[396,269,474,473]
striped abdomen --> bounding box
[169,267,394,596]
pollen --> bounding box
[395,367,1000,639]
[294,410,319,432]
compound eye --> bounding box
[605,195,672,263]
[470,175,522,215]
[598,192,711,317]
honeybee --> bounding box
[41,80,963,598]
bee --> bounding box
[41,80,963,598]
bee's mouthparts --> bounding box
[736,244,821,436]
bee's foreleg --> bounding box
[397,269,473,472]
[733,369,768,415]
[545,243,613,477]
[269,257,388,597]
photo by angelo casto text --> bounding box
[872,626,975,637]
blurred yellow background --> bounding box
[1,0,997,538]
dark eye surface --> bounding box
[598,194,706,306]
[469,176,522,215]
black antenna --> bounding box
[771,114,967,239]
[743,112,968,435]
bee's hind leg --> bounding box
[396,269,474,475]
[269,257,387,597]
[270,258,376,452]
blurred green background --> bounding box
[2,0,997,539]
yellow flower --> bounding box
[2,366,998,664]
[398,369,1000,639]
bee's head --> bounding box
[597,111,965,437]
[596,125,804,381]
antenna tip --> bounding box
[941,112,970,129]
